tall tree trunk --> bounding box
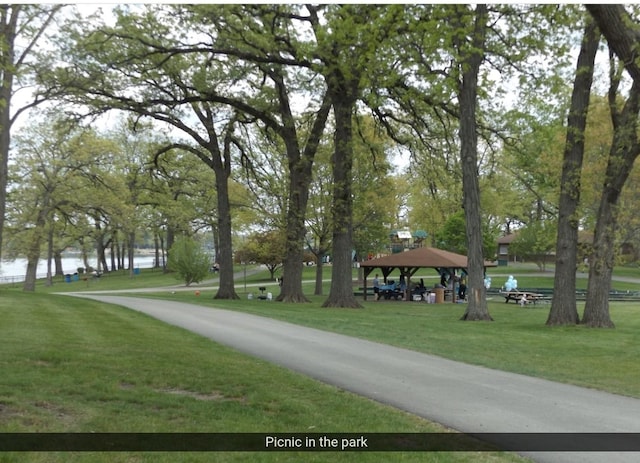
[119,242,125,270]
[160,234,166,270]
[95,223,107,273]
[110,238,116,272]
[23,255,39,292]
[45,225,53,287]
[583,201,617,328]
[100,250,108,273]
[165,225,175,273]
[54,250,63,276]
[279,149,313,303]
[314,259,324,296]
[314,247,329,296]
[547,20,599,326]
[322,90,362,309]
[23,208,47,292]
[583,80,640,327]
[457,4,491,321]
[211,132,238,300]
[154,232,161,269]
[210,221,219,265]
[0,6,18,262]
[278,90,331,303]
[127,231,135,277]
[213,170,238,299]
[0,85,10,264]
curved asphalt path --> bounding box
[68,294,640,463]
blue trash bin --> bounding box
[64,274,71,283]
[133,268,140,275]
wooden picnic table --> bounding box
[502,290,545,305]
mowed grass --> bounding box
[0,292,528,463]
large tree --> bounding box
[453,4,493,321]
[582,69,640,328]
[307,4,404,308]
[42,7,257,298]
[547,19,600,326]
[0,4,63,260]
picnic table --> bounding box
[502,290,545,305]
[378,281,405,300]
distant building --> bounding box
[388,229,429,253]
[497,230,594,266]
[497,233,518,265]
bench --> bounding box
[353,287,376,297]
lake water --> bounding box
[0,255,158,284]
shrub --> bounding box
[167,237,210,286]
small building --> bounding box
[497,230,595,266]
[388,229,429,253]
[497,233,518,265]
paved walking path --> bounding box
[68,293,640,463]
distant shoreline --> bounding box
[0,254,157,284]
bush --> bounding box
[167,237,210,286]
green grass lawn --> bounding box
[0,292,528,463]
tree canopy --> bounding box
[1,4,639,326]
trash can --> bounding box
[434,288,445,304]
[133,268,140,275]
[64,274,71,283]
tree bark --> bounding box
[547,20,599,326]
[457,4,492,322]
[322,88,362,309]
[582,81,640,328]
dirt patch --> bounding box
[34,401,73,420]
[32,359,53,367]
[0,402,21,419]
[119,382,246,403]
[158,388,246,403]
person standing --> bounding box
[373,274,380,300]
[458,277,467,301]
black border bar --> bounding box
[1,433,639,452]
